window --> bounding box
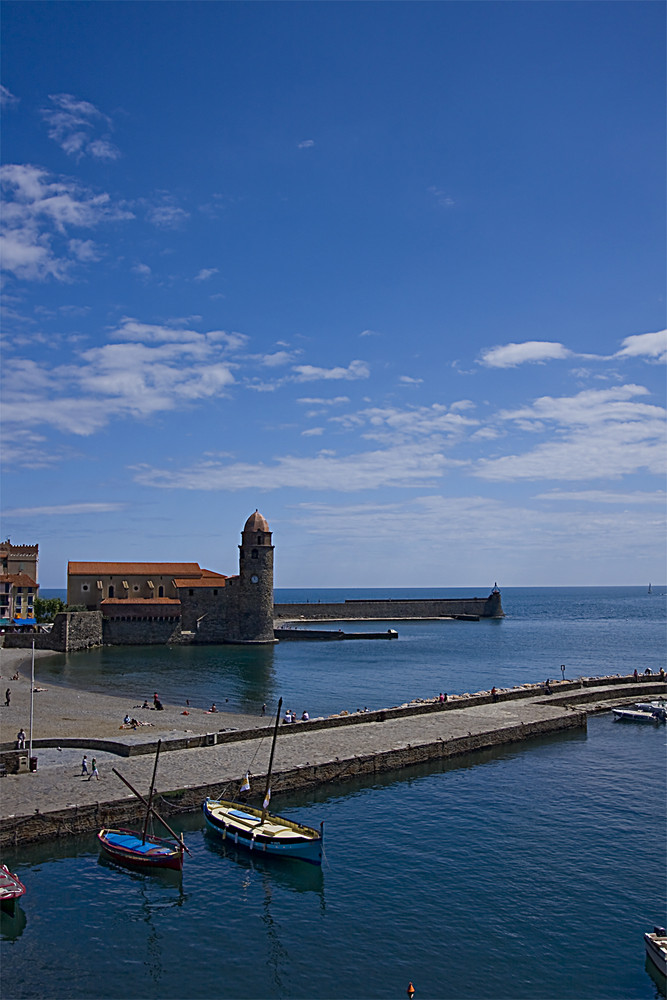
[158,586,164,597]
[109,586,115,598]
[257,534,263,544]
[133,585,140,592]
[213,589,218,596]
[82,584,89,592]
[189,589,194,596]
[251,549,258,559]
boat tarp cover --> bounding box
[103,832,172,855]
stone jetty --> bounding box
[1,675,664,849]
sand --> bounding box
[0,646,264,744]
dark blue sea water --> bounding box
[3,588,666,1000]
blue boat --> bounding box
[203,698,324,865]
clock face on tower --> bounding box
[250,574,259,584]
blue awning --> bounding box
[10,618,36,626]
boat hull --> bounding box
[203,799,323,865]
[97,828,183,872]
[0,865,26,915]
[645,933,667,976]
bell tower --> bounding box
[237,510,276,643]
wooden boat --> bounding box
[203,698,324,865]
[645,927,667,976]
[0,864,26,915]
[98,741,189,872]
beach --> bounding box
[0,646,264,744]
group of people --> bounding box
[283,709,309,723]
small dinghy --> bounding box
[0,864,26,915]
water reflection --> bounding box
[0,904,26,941]
[203,828,325,901]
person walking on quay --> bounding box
[5,688,10,707]
[16,728,26,750]
[88,758,99,781]
[81,755,88,776]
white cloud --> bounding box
[428,185,454,207]
[4,502,125,516]
[41,94,120,160]
[297,139,315,148]
[259,351,298,367]
[296,396,350,406]
[0,164,132,280]
[68,238,100,262]
[0,85,19,107]
[131,441,454,493]
[0,319,241,442]
[145,199,190,229]
[615,329,667,363]
[293,359,370,381]
[301,427,324,436]
[359,329,380,337]
[194,267,219,281]
[399,375,423,385]
[333,402,479,444]
[475,384,665,481]
[132,262,152,278]
[479,341,572,368]
[533,489,666,505]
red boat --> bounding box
[0,864,26,915]
[98,828,184,871]
[98,740,190,874]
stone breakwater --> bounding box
[1,676,664,849]
[274,592,504,622]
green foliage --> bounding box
[33,597,67,622]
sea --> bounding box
[1,587,666,1000]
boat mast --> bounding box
[28,639,35,760]
[142,740,162,844]
[112,765,191,854]
[261,697,282,823]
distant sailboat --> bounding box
[648,583,652,594]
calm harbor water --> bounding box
[2,587,666,1000]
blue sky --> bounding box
[1,1,665,589]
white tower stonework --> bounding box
[237,510,276,643]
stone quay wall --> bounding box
[1,612,103,652]
[0,712,586,849]
[274,594,504,621]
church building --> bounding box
[66,511,275,645]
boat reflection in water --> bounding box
[0,904,27,942]
[204,828,325,902]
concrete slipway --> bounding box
[1,676,665,849]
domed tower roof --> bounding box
[243,510,270,533]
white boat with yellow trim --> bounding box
[203,697,323,865]
[203,798,323,864]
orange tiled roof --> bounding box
[68,562,203,576]
[101,598,181,606]
[1,573,38,587]
[173,578,225,588]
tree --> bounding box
[34,597,67,623]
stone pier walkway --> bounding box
[1,677,664,848]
